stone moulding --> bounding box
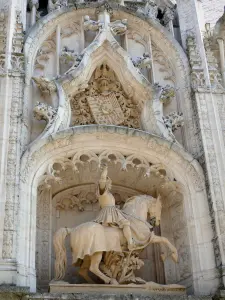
[16,125,216,294]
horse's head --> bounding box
[148,194,162,227]
[123,194,162,226]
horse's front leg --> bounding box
[90,252,119,285]
[150,233,178,263]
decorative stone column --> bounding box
[29,0,39,27]
[163,7,175,37]
[217,38,225,87]
[178,0,225,291]
[0,1,25,285]
[56,24,61,76]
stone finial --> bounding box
[162,6,175,25]
[28,0,39,9]
[96,2,113,16]
[48,0,68,12]
[144,0,158,19]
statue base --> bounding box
[49,281,186,296]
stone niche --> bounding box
[35,151,191,291]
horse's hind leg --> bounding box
[79,257,95,284]
[89,252,118,285]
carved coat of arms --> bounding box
[87,91,124,125]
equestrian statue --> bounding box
[53,164,178,285]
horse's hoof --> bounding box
[171,252,178,263]
[160,253,166,262]
[110,278,119,285]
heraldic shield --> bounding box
[87,92,125,125]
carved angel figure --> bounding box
[83,15,103,31]
[109,19,128,36]
[132,53,152,69]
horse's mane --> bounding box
[123,194,154,208]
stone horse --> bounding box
[53,195,178,284]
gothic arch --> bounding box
[16,125,217,294]
[23,4,197,155]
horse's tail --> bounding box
[53,227,72,280]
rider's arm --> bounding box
[99,165,108,194]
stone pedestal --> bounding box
[0,284,214,300]
[49,282,186,295]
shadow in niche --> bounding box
[27,0,48,17]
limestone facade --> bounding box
[0,0,225,297]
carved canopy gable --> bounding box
[70,63,141,128]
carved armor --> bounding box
[95,182,130,228]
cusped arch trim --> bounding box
[17,125,216,295]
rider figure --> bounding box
[94,164,134,251]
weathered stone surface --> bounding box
[0,0,225,298]
[26,293,213,300]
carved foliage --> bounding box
[37,149,177,191]
[55,190,97,212]
[33,101,57,126]
[32,77,57,95]
[152,44,175,83]
[163,112,184,134]
[35,39,56,72]
[203,26,223,91]
[36,187,52,286]
[3,77,23,259]
[186,36,205,91]
[0,9,7,53]
[102,250,145,284]
[160,85,175,105]
[12,11,24,53]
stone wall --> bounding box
[202,0,225,25]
